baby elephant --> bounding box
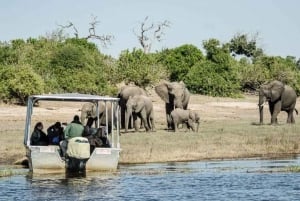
[170,108,200,132]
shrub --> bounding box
[157,44,204,81]
[117,49,168,88]
[185,60,241,97]
[0,65,45,104]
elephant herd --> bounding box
[80,80,298,134]
[81,80,200,133]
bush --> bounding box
[240,56,300,94]
[117,49,168,88]
[157,44,204,81]
[0,65,45,104]
[185,60,241,97]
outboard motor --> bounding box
[66,137,90,172]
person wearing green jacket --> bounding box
[60,115,84,157]
[64,115,84,139]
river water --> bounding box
[1,157,300,201]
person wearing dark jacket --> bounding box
[47,122,64,145]
[30,122,48,146]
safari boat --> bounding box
[23,93,121,173]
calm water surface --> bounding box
[1,157,300,201]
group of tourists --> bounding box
[30,121,64,146]
[30,115,110,156]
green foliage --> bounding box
[185,60,241,97]
[238,58,267,91]
[117,48,168,88]
[65,38,99,51]
[157,44,204,81]
[0,31,300,103]
[240,55,300,93]
[51,44,86,69]
[0,65,45,104]
[229,33,264,58]
[186,38,241,97]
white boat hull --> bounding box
[27,146,120,173]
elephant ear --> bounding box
[155,81,171,103]
[270,80,284,102]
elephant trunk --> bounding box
[258,95,265,124]
[174,100,183,109]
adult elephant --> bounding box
[170,108,200,132]
[126,95,155,132]
[80,102,105,125]
[80,102,115,133]
[155,80,190,129]
[117,85,148,129]
[258,80,298,124]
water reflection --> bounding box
[1,157,300,201]
[25,171,122,201]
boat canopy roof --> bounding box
[28,93,119,102]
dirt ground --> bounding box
[0,90,297,165]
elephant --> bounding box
[81,102,99,125]
[125,95,155,132]
[117,85,148,129]
[258,80,298,124]
[170,108,200,132]
[155,80,190,129]
[80,102,115,133]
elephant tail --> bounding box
[295,108,298,115]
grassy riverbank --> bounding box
[121,121,300,164]
[0,94,300,165]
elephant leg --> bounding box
[120,100,125,129]
[287,110,295,123]
[167,114,173,129]
[271,102,281,124]
[174,122,178,132]
[149,112,156,132]
[269,103,274,124]
[132,113,140,132]
[166,103,174,129]
[139,111,150,132]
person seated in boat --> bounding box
[60,115,84,157]
[30,122,49,146]
[83,117,98,136]
[83,117,105,153]
[47,121,64,145]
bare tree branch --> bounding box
[57,15,114,48]
[57,22,79,38]
[85,15,114,48]
[134,16,171,53]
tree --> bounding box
[157,44,204,81]
[134,16,170,53]
[0,65,45,104]
[117,49,167,88]
[228,33,264,59]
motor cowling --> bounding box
[67,137,90,159]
